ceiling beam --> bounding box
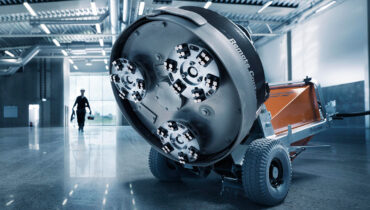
[170,0,299,9]
[29,11,109,25]
[0,0,108,16]
[154,0,296,16]
[34,55,110,59]
[232,19,284,25]
[0,34,116,38]
[251,33,281,37]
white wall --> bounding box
[256,0,368,127]
[292,0,368,87]
[256,34,287,83]
[256,0,368,86]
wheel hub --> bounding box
[272,167,279,179]
[269,158,284,188]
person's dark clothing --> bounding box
[77,109,86,131]
[74,96,90,110]
[73,96,90,131]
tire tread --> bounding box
[148,148,181,181]
[242,138,292,206]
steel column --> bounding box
[366,0,370,128]
[287,30,292,81]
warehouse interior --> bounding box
[0,0,369,209]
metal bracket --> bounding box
[289,144,331,159]
[290,145,331,152]
[277,120,329,147]
[286,124,292,144]
[258,104,275,138]
[325,100,337,120]
[220,177,243,196]
[231,105,275,165]
[230,144,248,166]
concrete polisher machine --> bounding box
[108,6,339,206]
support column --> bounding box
[110,0,119,45]
[287,31,293,81]
[366,0,370,128]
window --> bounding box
[70,72,117,126]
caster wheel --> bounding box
[149,147,181,181]
[242,138,292,206]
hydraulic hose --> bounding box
[332,111,370,119]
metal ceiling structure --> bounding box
[132,0,346,38]
[0,0,59,5]
[0,0,344,75]
[0,0,114,75]
[0,0,111,55]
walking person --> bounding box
[72,89,92,132]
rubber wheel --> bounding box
[242,138,292,206]
[148,147,181,181]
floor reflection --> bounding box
[365,129,370,174]
[68,128,116,178]
[0,127,369,209]
[28,127,39,151]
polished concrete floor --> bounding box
[0,126,369,210]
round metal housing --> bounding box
[110,6,268,166]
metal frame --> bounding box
[223,79,336,196]
[262,80,333,151]
[29,11,109,26]
[0,44,112,75]
[231,79,335,165]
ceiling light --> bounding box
[41,98,47,102]
[61,50,68,56]
[138,2,145,16]
[99,39,104,47]
[104,59,108,64]
[257,1,273,14]
[71,49,87,55]
[102,50,106,56]
[52,39,60,47]
[96,24,101,33]
[73,65,78,70]
[2,58,17,63]
[91,1,98,16]
[4,50,15,57]
[23,2,37,16]
[68,59,74,64]
[315,1,336,13]
[204,1,212,9]
[40,24,51,34]
[105,65,109,70]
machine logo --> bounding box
[229,38,256,91]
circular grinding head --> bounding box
[165,43,220,103]
[110,7,268,166]
[158,121,200,163]
[111,58,146,103]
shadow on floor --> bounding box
[123,177,270,210]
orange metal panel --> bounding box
[265,86,307,118]
[265,84,321,135]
